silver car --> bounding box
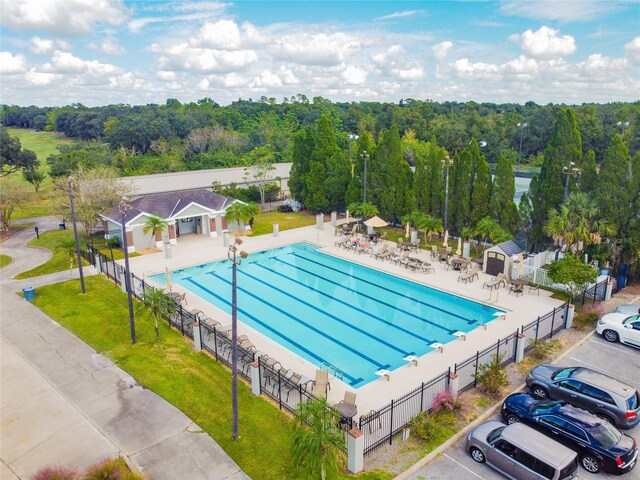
[466,420,578,480]
[616,304,640,315]
[526,365,640,429]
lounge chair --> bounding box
[430,245,438,259]
[483,272,505,290]
[355,240,374,254]
[313,369,331,399]
[391,251,410,265]
[458,266,479,283]
[334,237,348,247]
[372,243,389,260]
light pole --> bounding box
[228,238,248,441]
[119,198,136,344]
[517,122,528,166]
[442,155,454,233]
[617,121,630,135]
[347,133,359,164]
[562,161,580,202]
[361,150,369,203]
[67,177,85,294]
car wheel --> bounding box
[603,329,619,343]
[531,386,548,398]
[580,454,601,473]
[470,447,485,463]
[506,414,520,425]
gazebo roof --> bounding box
[493,240,523,256]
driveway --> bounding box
[404,334,640,479]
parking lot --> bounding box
[404,334,640,479]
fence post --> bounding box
[347,428,365,473]
[277,369,282,410]
[449,371,459,401]
[515,332,526,363]
[605,277,613,301]
[565,304,575,329]
[535,316,540,341]
[180,310,185,336]
[389,399,394,445]
[420,382,425,411]
[473,351,479,388]
[193,320,202,351]
[250,361,261,396]
[550,311,556,338]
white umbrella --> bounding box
[405,222,410,238]
[517,252,525,278]
[165,267,172,291]
[346,210,350,223]
[443,230,449,248]
[456,237,462,256]
[363,216,388,228]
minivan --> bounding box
[466,420,578,479]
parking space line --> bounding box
[443,453,487,480]
[590,338,640,357]
[567,356,638,385]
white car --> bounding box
[597,313,640,348]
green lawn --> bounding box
[6,128,75,169]
[0,254,12,268]
[248,211,316,236]
[32,276,391,480]
[14,229,90,279]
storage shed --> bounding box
[483,240,523,276]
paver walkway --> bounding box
[1,216,249,480]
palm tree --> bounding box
[142,216,168,244]
[474,216,501,248]
[544,192,614,254]
[140,288,176,338]
[57,237,83,274]
[401,210,424,229]
[460,226,477,253]
[416,214,443,244]
[347,202,378,223]
[292,399,344,480]
[243,202,261,229]
[225,202,246,232]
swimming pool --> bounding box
[152,242,503,387]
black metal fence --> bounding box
[580,277,609,306]
[521,304,568,352]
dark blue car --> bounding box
[501,393,637,475]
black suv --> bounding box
[501,393,638,475]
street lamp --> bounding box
[360,150,369,203]
[562,161,580,202]
[228,238,249,441]
[517,122,528,166]
[119,198,136,344]
[67,177,85,294]
[617,121,630,135]
[442,155,454,233]
[347,133,359,164]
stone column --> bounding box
[347,428,364,473]
[605,278,613,301]
[449,371,459,401]
[565,304,575,329]
[250,361,261,396]
[193,321,202,351]
[331,211,337,226]
[515,332,526,363]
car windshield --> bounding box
[627,392,639,410]
[552,367,577,380]
[532,400,563,415]
[487,426,505,443]
[589,422,622,450]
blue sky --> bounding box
[1,0,638,106]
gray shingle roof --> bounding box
[104,189,231,223]
[495,240,523,256]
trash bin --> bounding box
[59,221,66,230]
[223,230,230,247]
[22,287,36,302]
[164,242,172,259]
[273,223,279,237]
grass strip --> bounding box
[32,275,391,480]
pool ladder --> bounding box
[321,362,345,381]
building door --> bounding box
[486,251,506,276]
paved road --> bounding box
[404,335,640,480]
[1,217,249,480]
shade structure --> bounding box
[443,230,449,248]
[456,237,462,256]
[165,266,172,291]
[364,216,388,228]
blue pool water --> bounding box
[151,243,503,388]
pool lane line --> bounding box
[205,272,389,371]
[252,262,441,342]
[182,276,365,385]
[289,250,481,326]
[237,266,425,353]
[276,254,478,329]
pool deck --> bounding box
[127,222,564,419]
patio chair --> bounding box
[174,292,187,305]
[372,243,389,260]
[337,391,357,409]
[528,282,540,295]
[444,256,454,270]
[283,371,304,401]
[334,237,348,247]
[458,266,479,283]
[313,369,331,399]
[483,272,505,290]
[430,245,438,259]
[509,283,524,297]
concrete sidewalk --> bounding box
[1,217,249,480]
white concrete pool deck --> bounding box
[126,221,563,419]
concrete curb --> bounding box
[392,328,597,480]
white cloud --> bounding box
[88,39,126,55]
[450,58,501,80]
[624,36,640,64]
[371,45,404,68]
[391,65,424,81]
[29,36,71,55]
[0,51,27,73]
[270,32,361,66]
[432,41,453,62]
[375,10,423,21]
[341,65,367,85]
[251,70,283,88]
[1,0,129,35]
[192,19,265,49]
[158,43,258,73]
[157,70,176,81]
[577,54,628,78]
[502,55,539,78]
[42,51,87,73]
[516,26,576,59]
[25,69,62,86]
[127,2,228,31]
[499,0,619,22]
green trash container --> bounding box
[22,287,36,302]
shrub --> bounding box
[528,338,562,361]
[82,458,143,480]
[33,466,77,480]
[410,410,456,442]
[573,311,599,331]
[473,354,509,398]
[431,389,462,414]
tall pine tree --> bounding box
[470,145,492,226]
[450,144,473,234]
[489,154,519,233]
[426,138,446,217]
[289,126,315,203]
[597,134,632,236]
[579,149,598,195]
